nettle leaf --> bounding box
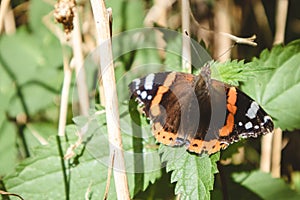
[240,40,300,130]
[210,59,274,86]
[159,146,220,200]
[3,107,161,199]
[232,171,300,199]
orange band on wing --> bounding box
[150,72,177,116]
[219,113,234,136]
[219,87,237,137]
[151,86,169,106]
[227,87,237,105]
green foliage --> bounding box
[3,109,162,199]
[160,146,219,200]
[232,171,300,199]
[0,0,63,177]
[241,40,300,130]
[210,59,274,86]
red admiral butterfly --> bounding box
[129,64,274,155]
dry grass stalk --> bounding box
[90,0,130,199]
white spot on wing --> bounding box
[254,125,259,129]
[238,122,243,126]
[144,73,155,90]
[140,91,147,99]
[246,102,260,119]
[133,79,141,90]
[147,95,152,100]
[245,122,253,130]
[264,116,272,123]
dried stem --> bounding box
[272,128,282,177]
[218,33,257,46]
[213,0,232,62]
[273,0,289,44]
[44,11,72,137]
[260,133,273,172]
[58,51,72,137]
[0,190,24,200]
[269,0,288,177]
[26,124,49,145]
[90,0,130,199]
[4,4,16,34]
[72,7,90,117]
[181,0,191,72]
[103,150,115,200]
[0,0,11,33]
[252,0,272,45]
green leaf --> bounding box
[241,40,300,130]
[0,28,63,117]
[210,60,274,86]
[0,122,18,176]
[3,107,162,199]
[232,171,300,200]
[24,122,57,154]
[159,145,220,200]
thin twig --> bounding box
[251,0,273,45]
[64,134,82,160]
[213,0,232,62]
[43,13,72,46]
[0,190,24,200]
[219,33,257,46]
[58,50,72,137]
[85,182,93,200]
[89,0,130,199]
[273,0,289,44]
[272,128,282,177]
[201,26,257,47]
[181,0,191,72]
[260,133,273,172]
[4,4,16,34]
[103,150,115,200]
[270,0,288,178]
[72,6,90,117]
[0,0,11,33]
[44,8,73,136]
[26,124,49,145]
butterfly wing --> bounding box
[129,72,274,155]
[129,72,199,146]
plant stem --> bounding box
[272,128,282,177]
[90,0,130,199]
[269,0,288,178]
[181,0,191,72]
[58,50,72,137]
[260,133,273,172]
[273,0,288,45]
[0,0,11,33]
[72,7,90,117]
[213,0,231,61]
